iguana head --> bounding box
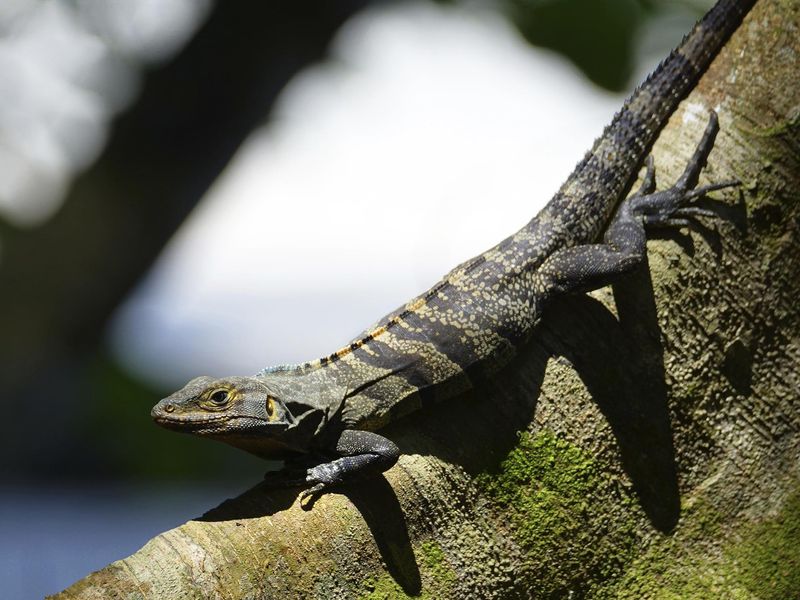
[151,375,306,458]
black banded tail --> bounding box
[540,0,756,239]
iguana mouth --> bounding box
[153,413,279,435]
[152,414,230,432]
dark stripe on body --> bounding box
[349,341,439,406]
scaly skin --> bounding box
[152,0,756,505]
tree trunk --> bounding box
[53,1,800,597]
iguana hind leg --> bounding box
[537,111,739,297]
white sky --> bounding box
[109,1,697,388]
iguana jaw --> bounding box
[151,403,286,436]
[151,409,233,434]
[151,403,300,457]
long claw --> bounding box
[632,155,657,197]
[299,483,326,510]
[633,112,739,231]
[662,218,692,228]
[675,110,719,191]
[673,206,717,219]
[684,179,740,199]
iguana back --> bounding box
[258,0,756,431]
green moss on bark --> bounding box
[607,483,800,599]
[477,431,638,598]
[727,486,800,599]
[359,540,456,600]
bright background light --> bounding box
[109,2,634,387]
[0,0,211,226]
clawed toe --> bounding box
[642,198,720,229]
[631,111,740,231]
[673,206,717,219]
[638,176,735,228]
[299,483,326,510]
[644,215,691,228]
[632,155,657,197]
[684,179,740,200]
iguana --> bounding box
[152,0,755,506]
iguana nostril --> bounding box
[164,404,175,413]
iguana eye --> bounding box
[209,389,229,405]
[266,396,275,417]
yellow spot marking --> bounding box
[367,324,388,339]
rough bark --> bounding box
[54,1,800,597]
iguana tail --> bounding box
[538,0,756,244]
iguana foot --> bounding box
[262,463,343,509]
[535,111,739,298]
[637,179,740,229]
[630,111,740,229]
[296,430,400,509]
[298,482,328,509]
[261,431,400,509]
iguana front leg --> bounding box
[299,430,400,505]
[537,111,738,296]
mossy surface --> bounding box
[359,540,456,600]
[359,575,412,600]
[476,431,638,598]
[730,488,800,598]
[607,485,800,599]
[418,541,457,592]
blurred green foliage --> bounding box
[0,0,367,484]
[83,353,266,481]
[504,0,645,90]
[435,0,709,92]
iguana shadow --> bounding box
[197,257,680,592]
[198,463,422,595]
[551,260,680,532]
[391,258,680,533]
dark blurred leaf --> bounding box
[503,0,646,91]
[82,354,266,480]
